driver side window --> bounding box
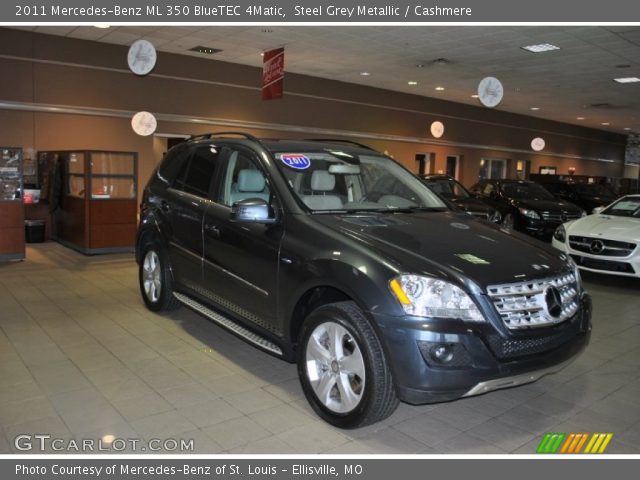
[217,149,270,207]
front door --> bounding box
[202,146,284,334]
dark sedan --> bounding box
[469,179,585,240]
[539,181,617,213]
[421,174,501,223]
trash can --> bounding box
[25,220,45,243]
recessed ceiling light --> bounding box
[613,77,640,84]
[521,43,560,53]
[601,122,610,126]
[94,24,110,29]
[416,64,425,68]
[471,94,479,98]
[360,72,371,76]
[530,107,540,111]
[576,117,585,120]
[624,127,632,131]
[260,52,264,56]
[189,46,223,55]
[435,86,445,91]
[407,81,418,85]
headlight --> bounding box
[490,210,502,223]
[518,207,541,220]
[566,255,582,288]
[389,275,485,322]
[553,224,566,243]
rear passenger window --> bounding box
[158,144,190,184]
[174,145,219,198]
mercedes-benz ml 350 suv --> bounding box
[136,133,592,428]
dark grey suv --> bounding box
[137,133,592,428]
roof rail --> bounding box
[304,138,375,151]
[188,132,261,143]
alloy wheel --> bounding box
[142,250,162,303]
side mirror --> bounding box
[230,198,276,224]
[592,206,605,215]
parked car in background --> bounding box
[553,194,640,277]
[420,174,501,223]
[469,179,585,240]
[137,134,591,428]
[536,180,617,214]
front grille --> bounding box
[541,211,581,223]
[484,325,580,359]
[569,235,636,257]
[487,273,579,330]
[570,254,635,274]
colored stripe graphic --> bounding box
[537,433,565,453]
[538,433,613,454]
[584,433,613,454]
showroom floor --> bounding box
[1,243,639,455]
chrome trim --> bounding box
[203,258,269,297]
[462,358,574,397]
[173,292,282,356]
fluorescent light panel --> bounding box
[613,77,640,84]
[521,43,560,53]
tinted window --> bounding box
[158,144,190,184]
[174,145,219,198]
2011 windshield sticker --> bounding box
[281,154,311,169]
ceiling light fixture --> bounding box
[407,81,418,85]
[601,122,610,126]
[521,43,560,53]
[189,46,223,55]
[624,127,632,131]
[471,94,479,98]
[530,107,540,111]
[576,117,585,120]
[360,72,371,76]
[613,77,640,84]
[435,86,445,91]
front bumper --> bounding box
[372,293,592,404]
[552,238,640,278]
[520,217,562,240]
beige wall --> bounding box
[0,27,629,206]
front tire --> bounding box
[297,301,398,428]
[502,212,516,230]
[139,242,180,312]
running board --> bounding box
[173,292,283,356]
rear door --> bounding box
[164,144,220,290]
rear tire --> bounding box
[297,301,399,428]
[139,242,180,312]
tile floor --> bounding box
[1,243,639,454]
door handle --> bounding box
[204,223,220,237]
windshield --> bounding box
[602,197,640,218]
[501,182,554,200]
[423,178,471,199]
[274,152,447,212]
[574,183,616,197]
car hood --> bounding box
[511,198,581,213]
[453,197,494,213]
[312,211,569,288]
[565,214,640,242]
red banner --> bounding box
[262,47,284,101]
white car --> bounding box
[552,194,640,277]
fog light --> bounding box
[430,344,454,364]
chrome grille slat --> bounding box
[541,211,581,222]
[487,273,579,330]
[568,235,636,257]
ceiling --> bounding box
[14,25,640,136]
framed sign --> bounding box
[539,166,557,175]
